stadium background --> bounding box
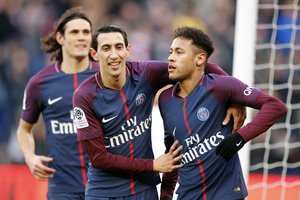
[0,0,299,199]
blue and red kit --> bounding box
[72,61,227,198]
[21,62,98,195]
[159,74,287,200]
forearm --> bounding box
[17,120,35,162]
[84,137,153,173]
[160,170,178,199]
[238,93,287,141]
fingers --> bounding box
[31,156,56,180]
[232,119,242,132]
[168,140,179,154]
[172,154,183,170]
[223,105,247,132]
[222,111,231,126]
[34,170,54,181]
[40,156,56,173]
[171,143,183,157]
[169,141,183,170]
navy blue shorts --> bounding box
[85,186,158,200]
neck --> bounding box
[60,56,90,74]
[178,71,204,98]
[100,67,127,90]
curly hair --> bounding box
[174,26,214,58]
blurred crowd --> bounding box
[0,0,236,163]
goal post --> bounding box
[233,0,259,185]
[234,0,300,199]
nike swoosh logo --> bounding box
[48,97,63,105]
[172,127,177,136]
[102,115,118,123]
[236,140,242,147]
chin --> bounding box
[168,75,176,81]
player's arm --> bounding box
[17,119,55,181]
[73,86,183,173]
[206,63,246,132]
[160,135,179,200]
[158,94,179,200]
[216,77,287,161]
[84,138,183,173]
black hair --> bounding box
[174,26,214,57]
[92,24,128,50]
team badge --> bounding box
[197,107,209,121]
[135,93,146,106]
[73,107,89,129]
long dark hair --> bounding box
[40,7,92,62]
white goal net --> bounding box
[234,0,300,199]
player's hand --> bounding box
[222,104,246,132]
[215,133,245,161]
[25,154,56,181]
[153,140,183,173]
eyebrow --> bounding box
[100,42,124,48]
[170,47,184,51]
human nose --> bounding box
[78,32,89,40]
[168,53,174,62]
[110,48,118,59]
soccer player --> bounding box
[158,26,287,200]
[17,7,98,200]
[72,24,247,199]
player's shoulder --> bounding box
[205,73,239,86]
[126,60,167,73]
[158,85,175,104]
[27,63,57,86]
[74,72,99,97]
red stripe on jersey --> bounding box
[197,158,208,200]
[183,98,207,200]
[120,89,136,195]
[73,73,87,188]
[183,98,192,135]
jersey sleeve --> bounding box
[84,137,153,172]
[73,87,103,141]
[142,61,174,90]
[21,77,42,124]
[212,75,287,142]
[237,92,287,141]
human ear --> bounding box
[125,43,131,58]
[90,48,99,61]
[56,32,64,45]
[196,52,206,66]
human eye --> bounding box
[176,50,183,55]
[116,44,124,50]
[83,29,91,35]
[101,46,110,51]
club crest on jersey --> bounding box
[73,107,89,129]
[197,107,209,121]
[135,93,146,106]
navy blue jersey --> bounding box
[73,61,171,197]
[159,74,286,200]
[21,62,98,194]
